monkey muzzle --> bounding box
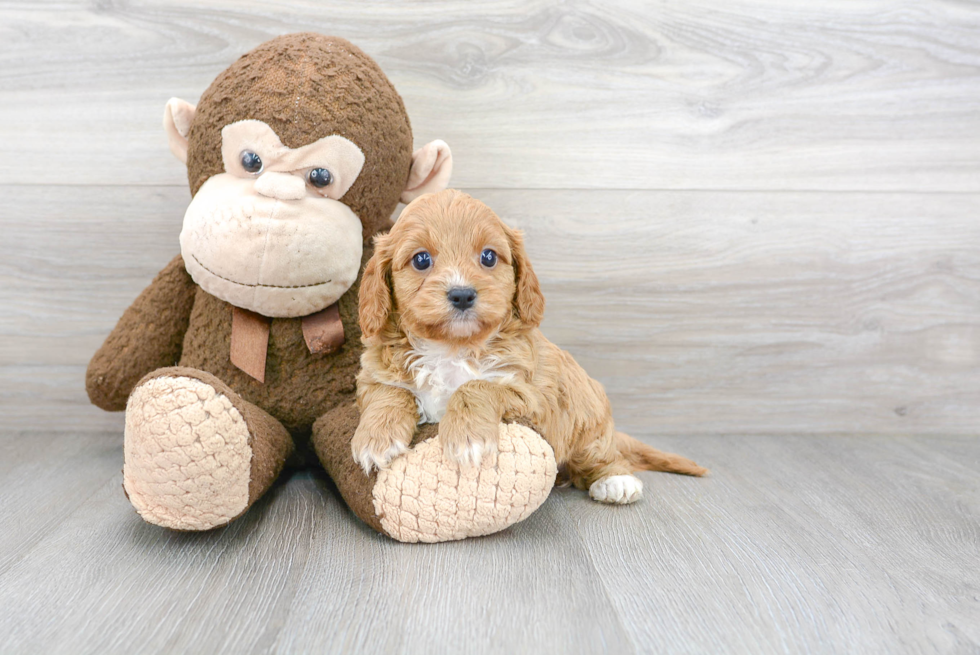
[180,172,363,318]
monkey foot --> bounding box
[372,423,558,543]
[123,372,254,531]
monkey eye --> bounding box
[480,249,498,268]
[411,251,432,271]
[240,151,263,174]
[308,168,334,188]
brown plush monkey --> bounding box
[86,33,556,541]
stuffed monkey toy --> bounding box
[86,34,556,542]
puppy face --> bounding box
[360,190,544,345]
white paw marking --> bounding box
[589,475,643,505]
[355,439,408,475]
[450,440,489,468]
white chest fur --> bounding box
[403,340,514,424]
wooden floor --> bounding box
[2,1,980,653]
[0,432,978,653]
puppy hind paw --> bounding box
[589,474,643,505]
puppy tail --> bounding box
[615,432,708,477]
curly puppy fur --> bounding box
[353,189,707,502]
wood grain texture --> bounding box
[3,186,978,434]
[0,433,632,655]
[1,0,979,190]
[566,434,980,653]
[0,432,977,654]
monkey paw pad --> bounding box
[373,424,557,543]
[589,474,643,505]
[124,375,251,531]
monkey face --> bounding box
[164,34,457,319]
[179,120,367,317]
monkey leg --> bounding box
[123,366,293,531]
[312,403,558,543]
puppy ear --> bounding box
[359,234,394,339]
[507,227,545,327]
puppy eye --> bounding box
[481,249,498,268]
[412,251,432,271]
[308,168,333,188]
[240,151,263,174]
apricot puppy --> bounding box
[352,190,706,504]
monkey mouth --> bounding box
[191,254,332,289]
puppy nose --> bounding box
[447,287,477,310]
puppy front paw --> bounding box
[351,424,411,475]
[439,412,500,468]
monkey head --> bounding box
[162,33,452,318]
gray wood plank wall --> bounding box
[1,0,979,435]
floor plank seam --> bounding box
[552,491,640,654]
[0,471,122,579]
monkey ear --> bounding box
[507,227,545,327]
[400,140,453,204]
[359,234,395,339]
[163,98,197,164]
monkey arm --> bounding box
[86,255,198,411]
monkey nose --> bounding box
[254,172,307,201]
